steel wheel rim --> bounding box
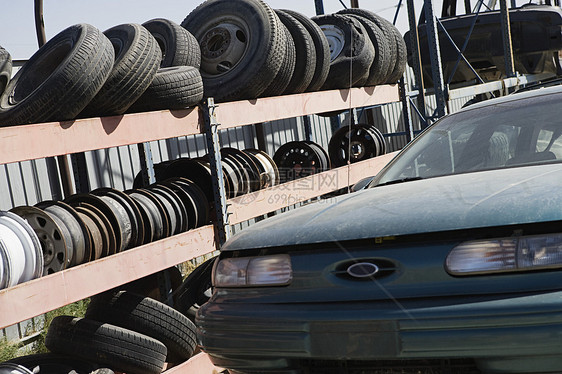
[10,206,68,276]
[159,179,198,231]
[0,238,10,289]
[75,208,103,262]
[0,223,25,287]
[150,184,188,234]
[320,24,345,61]
[0,211,43,281]
[199,15,251,78]
[147,186,181,236]
[174,177,210,227]
[127,190,165,242]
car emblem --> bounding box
[346,262,380,278]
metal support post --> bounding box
[350,0,359,8]
[499,0,516,78]
[510,0,516,8]
[137,143,156,187]
[406,0,426,124]
[424,0,447,119]
[203,98,230,246]
[314,0,325,15]
[399,78,415,142]
[70,153,89,194]
[303,115,312,142]
[465,0,472,13]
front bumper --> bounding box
[197,291,562,373]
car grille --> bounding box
[302,359,481,374]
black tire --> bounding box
[260,22,296,97]
[45,316,167,374]
[86,290,198,364]
[80,23,162,118]
[275,9,315,95]
[311,14,375,90]
[341,15,391,86]
[128,66,204,112]
[175,257,216,322]
[142,18,201,69]
[7,353,111,374]
[281,9,331,92]
[0,24,114,126]
[0,46,12,98]
[337,8,405,83]
[181,0,286,102]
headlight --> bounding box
[214,254,292,287]
[446,233,562,275]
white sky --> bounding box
[1,0,433,60]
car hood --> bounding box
[223,164,562,251]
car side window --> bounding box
[537,128,562,159]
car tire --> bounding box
[79,23,162,118]
[281,9,331,92]
[181,0,286,102]
[45,316,167,374]
[86,290,197,364]
[341,14,391,86]
[127,66,204,112]
[175,257,216,322]
[0,46,11,98]
[338,8,406,83]
[275,9,315,95]
[142,18,201,69]
[261,22,296,97]
[0,24,114,126]
[312,14,375,90]
[7,353,112,374]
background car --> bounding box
[197,85,562,374]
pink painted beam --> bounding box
[217,85,400,129]
[0,226,217,329]
[227,152,398,225]
[0,108,203,165]
[164,353,225,374]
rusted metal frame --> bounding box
[499,0,516,78]
[202,98,231,246]
[137,142,156,187]
[0,225,217,329]
[436,18,486,85]
[424,0,447,119]
[227,152,398,225]
[445,0,485,86]
[35,0,73,198]
[407,0,427,126]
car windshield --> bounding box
[373,91,562,186]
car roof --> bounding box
[455,82,562,113]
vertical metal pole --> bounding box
[510,0,516,8]
[499,0,516,78]
[303,116,312,142]
[407,0,426,124]
[314,0,325,15]
[254,123,268,152]
[424,0,447,119]
[350,0,359,8]
[203,98,230,246]
[137,143,156,187]
[399,78,415,142]
[70,153,90,193]
[465,0,472,13]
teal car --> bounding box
[197,85,562,374]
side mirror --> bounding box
[351,176,375,192]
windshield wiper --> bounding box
[374,176,424,187]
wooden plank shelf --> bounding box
[0,225,216,330]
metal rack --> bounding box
[0,85,401,372]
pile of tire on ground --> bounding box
[181,0,406,102]
[0,19,203,127]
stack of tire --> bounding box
[1,354,114,374]
[134,148,280,199]
[42,290,197,374]
[2,180,209,289]
[0,18,203,127]
[180,0,407,102]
